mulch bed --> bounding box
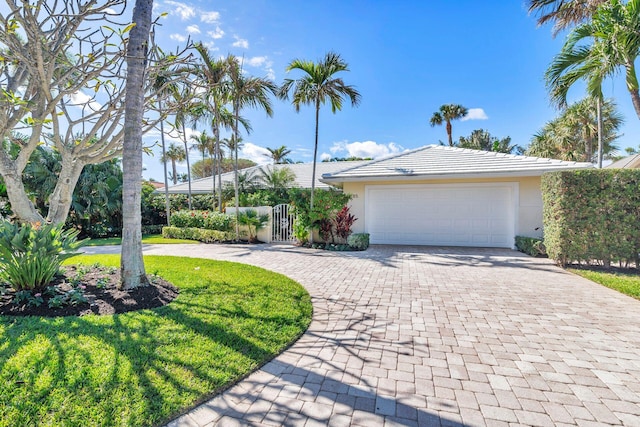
[0,265,178,317]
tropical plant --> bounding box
[280,52,361,242]
[259,166,297,191]
[545,0,640,119]
[527,97,622,162]
[0,221,84,291]
[458,129,522,154]
[527,0,607,36]
[161,143,186,185]
[266,145,293,164]
[430,104,469,146]
[236,209,270,243]
[334,205,357,241]
[228,55,277,240]
[121,0,153,290]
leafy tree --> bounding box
[228,56,277,240]
[280,52,361,242]
[266,145,293,164]
[458,129,522,154]
[121,0,153,290]
[545,0,640,119]
[527,97,622,162]
[429,104,469,146]
[527,0,607,36]
[191,157,256,179]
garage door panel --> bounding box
[367,184,515,248]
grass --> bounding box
[570,268,640,300]
[0,255,312,427]
[84,234,199,246]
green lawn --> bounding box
[571,268,640,300]
[0,255,312,427]
[84,234,199,246]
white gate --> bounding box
[272,204,296,242]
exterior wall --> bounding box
[343,176,543,240]
[226,206,272,243]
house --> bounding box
[159,161,370,194]
[321,145,593,248]
[605,153,640,169]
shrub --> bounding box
[515,236,546,257]
[0,221,84,291]
[542,169,640,267]
[347,233,369,251]
[236,209,269,243]
[169,210,233,231]
[162,226,235,243]
[335,206,357,241]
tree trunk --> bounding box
[120,0,152,290]
[182,121,192,210]
[2,169,43,223]
[215,121,223,211]
[446,120,453,146]
[159,103,171,225]
[45,156,85,225]
[234,104,240,241]
[309,99,320,244]
[629,87,640,121]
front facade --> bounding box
[322,146,593,249]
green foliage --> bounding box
[347,233,370,251]
[236,209,269,242]
[289,188,353,242]
[515,236,547,257]
[458,129,522,154]
[162,226,235,243]
[0,254,312,426]
[541,169,640,267]
[169,210,234,231]
[570,268,640,300]
[0,221,84,291]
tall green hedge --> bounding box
[541,169,640,267]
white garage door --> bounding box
[365,183,517,248]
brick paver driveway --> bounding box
[86,243,640,426]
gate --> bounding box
[272,204,296,242]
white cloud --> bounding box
[244,56,275,79]
[246,56,268,67]
[329,140,403,159]
[461,108,488,121]
[201,11,220,23]
[170,33,187,42]
[186,25,200,34]
[70,91,101,111]
[207,26,225,39]
[320,153,332,161]
[232,36,249,49]
[202,41,219,51]
[240,142,271,164]
[164,1,195,20]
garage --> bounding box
[320,145,594,247]
[365,183,517,248]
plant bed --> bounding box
[0,265,178,317]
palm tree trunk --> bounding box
[182,121,192,210]
[214,110,223,212]
[309,99,320,244]
[630,88,640,121]
[446,120,453,146]
[597,97,603,168]
[159,100,171,225]
[121,0,152,290]
[234,104,240,241]
[171,159,177,185]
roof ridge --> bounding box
[431,144,593,166]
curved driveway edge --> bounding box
[84,244,640,426]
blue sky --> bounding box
[143,0,640,181]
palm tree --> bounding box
[266,145,293,164]
[121,0,152,290]
[527,0,607,36]
[545,0,640,119]
[172,84,199,209]
[259,166,297,191]
[527,97,623,162]
[429,104,468,146]
[457,129,522,154]
[279,51,361,242]
[193,44,234,211]
[228,56,277,240]
[160,143,186,185]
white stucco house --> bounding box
[321,145,593,248]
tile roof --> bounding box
[321,145,594,183]
[158,161,370,194]
[605,153,640,169]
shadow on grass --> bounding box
[0,257,311,427]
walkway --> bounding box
[85,244,640,426]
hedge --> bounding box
[162,226,235,243]
[169,210,234,231]
[541,169,640,267]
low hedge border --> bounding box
[515,236,547,257]
[162,226,234,243]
